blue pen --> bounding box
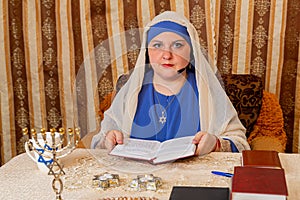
[211,171,234,178]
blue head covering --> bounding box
[147,21,191,46]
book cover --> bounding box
[242,150,282,168]
[109,136,196,164]
[231,166,288,200]
[169,186,229,200]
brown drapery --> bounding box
[1,0,299,165]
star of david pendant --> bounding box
[159,112,166,124]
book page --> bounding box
[153,136,196,164]
[109,138,159,160]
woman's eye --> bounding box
[173,42,183,48]
[152,43,163,48]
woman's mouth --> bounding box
[162,64,174,68]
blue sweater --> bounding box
[131,70,200,142]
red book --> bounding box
[242,150,282,168]
[231,166,288,200]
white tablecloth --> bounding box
[0,148,299,200]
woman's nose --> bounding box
[162,49,172,60]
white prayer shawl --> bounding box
[91,11,250,151]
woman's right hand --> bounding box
[104,130,124,151]
[193,131,218,156]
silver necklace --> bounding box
[154,91,176,124]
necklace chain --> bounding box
[154,91,176,124]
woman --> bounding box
[91,11,250,155]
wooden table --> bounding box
[0,148,299,200]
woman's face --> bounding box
[148,32,191,80]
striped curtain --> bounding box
[0,0,299,165]
[214,0,300,154]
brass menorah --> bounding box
[23,127,81,200]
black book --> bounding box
[169,186,229,200]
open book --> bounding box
[109,136,196,164]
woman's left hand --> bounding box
[193,131,218,156]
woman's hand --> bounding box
[104,130,124,151]
[193,131,218,156]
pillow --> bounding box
[221,74,263,137]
